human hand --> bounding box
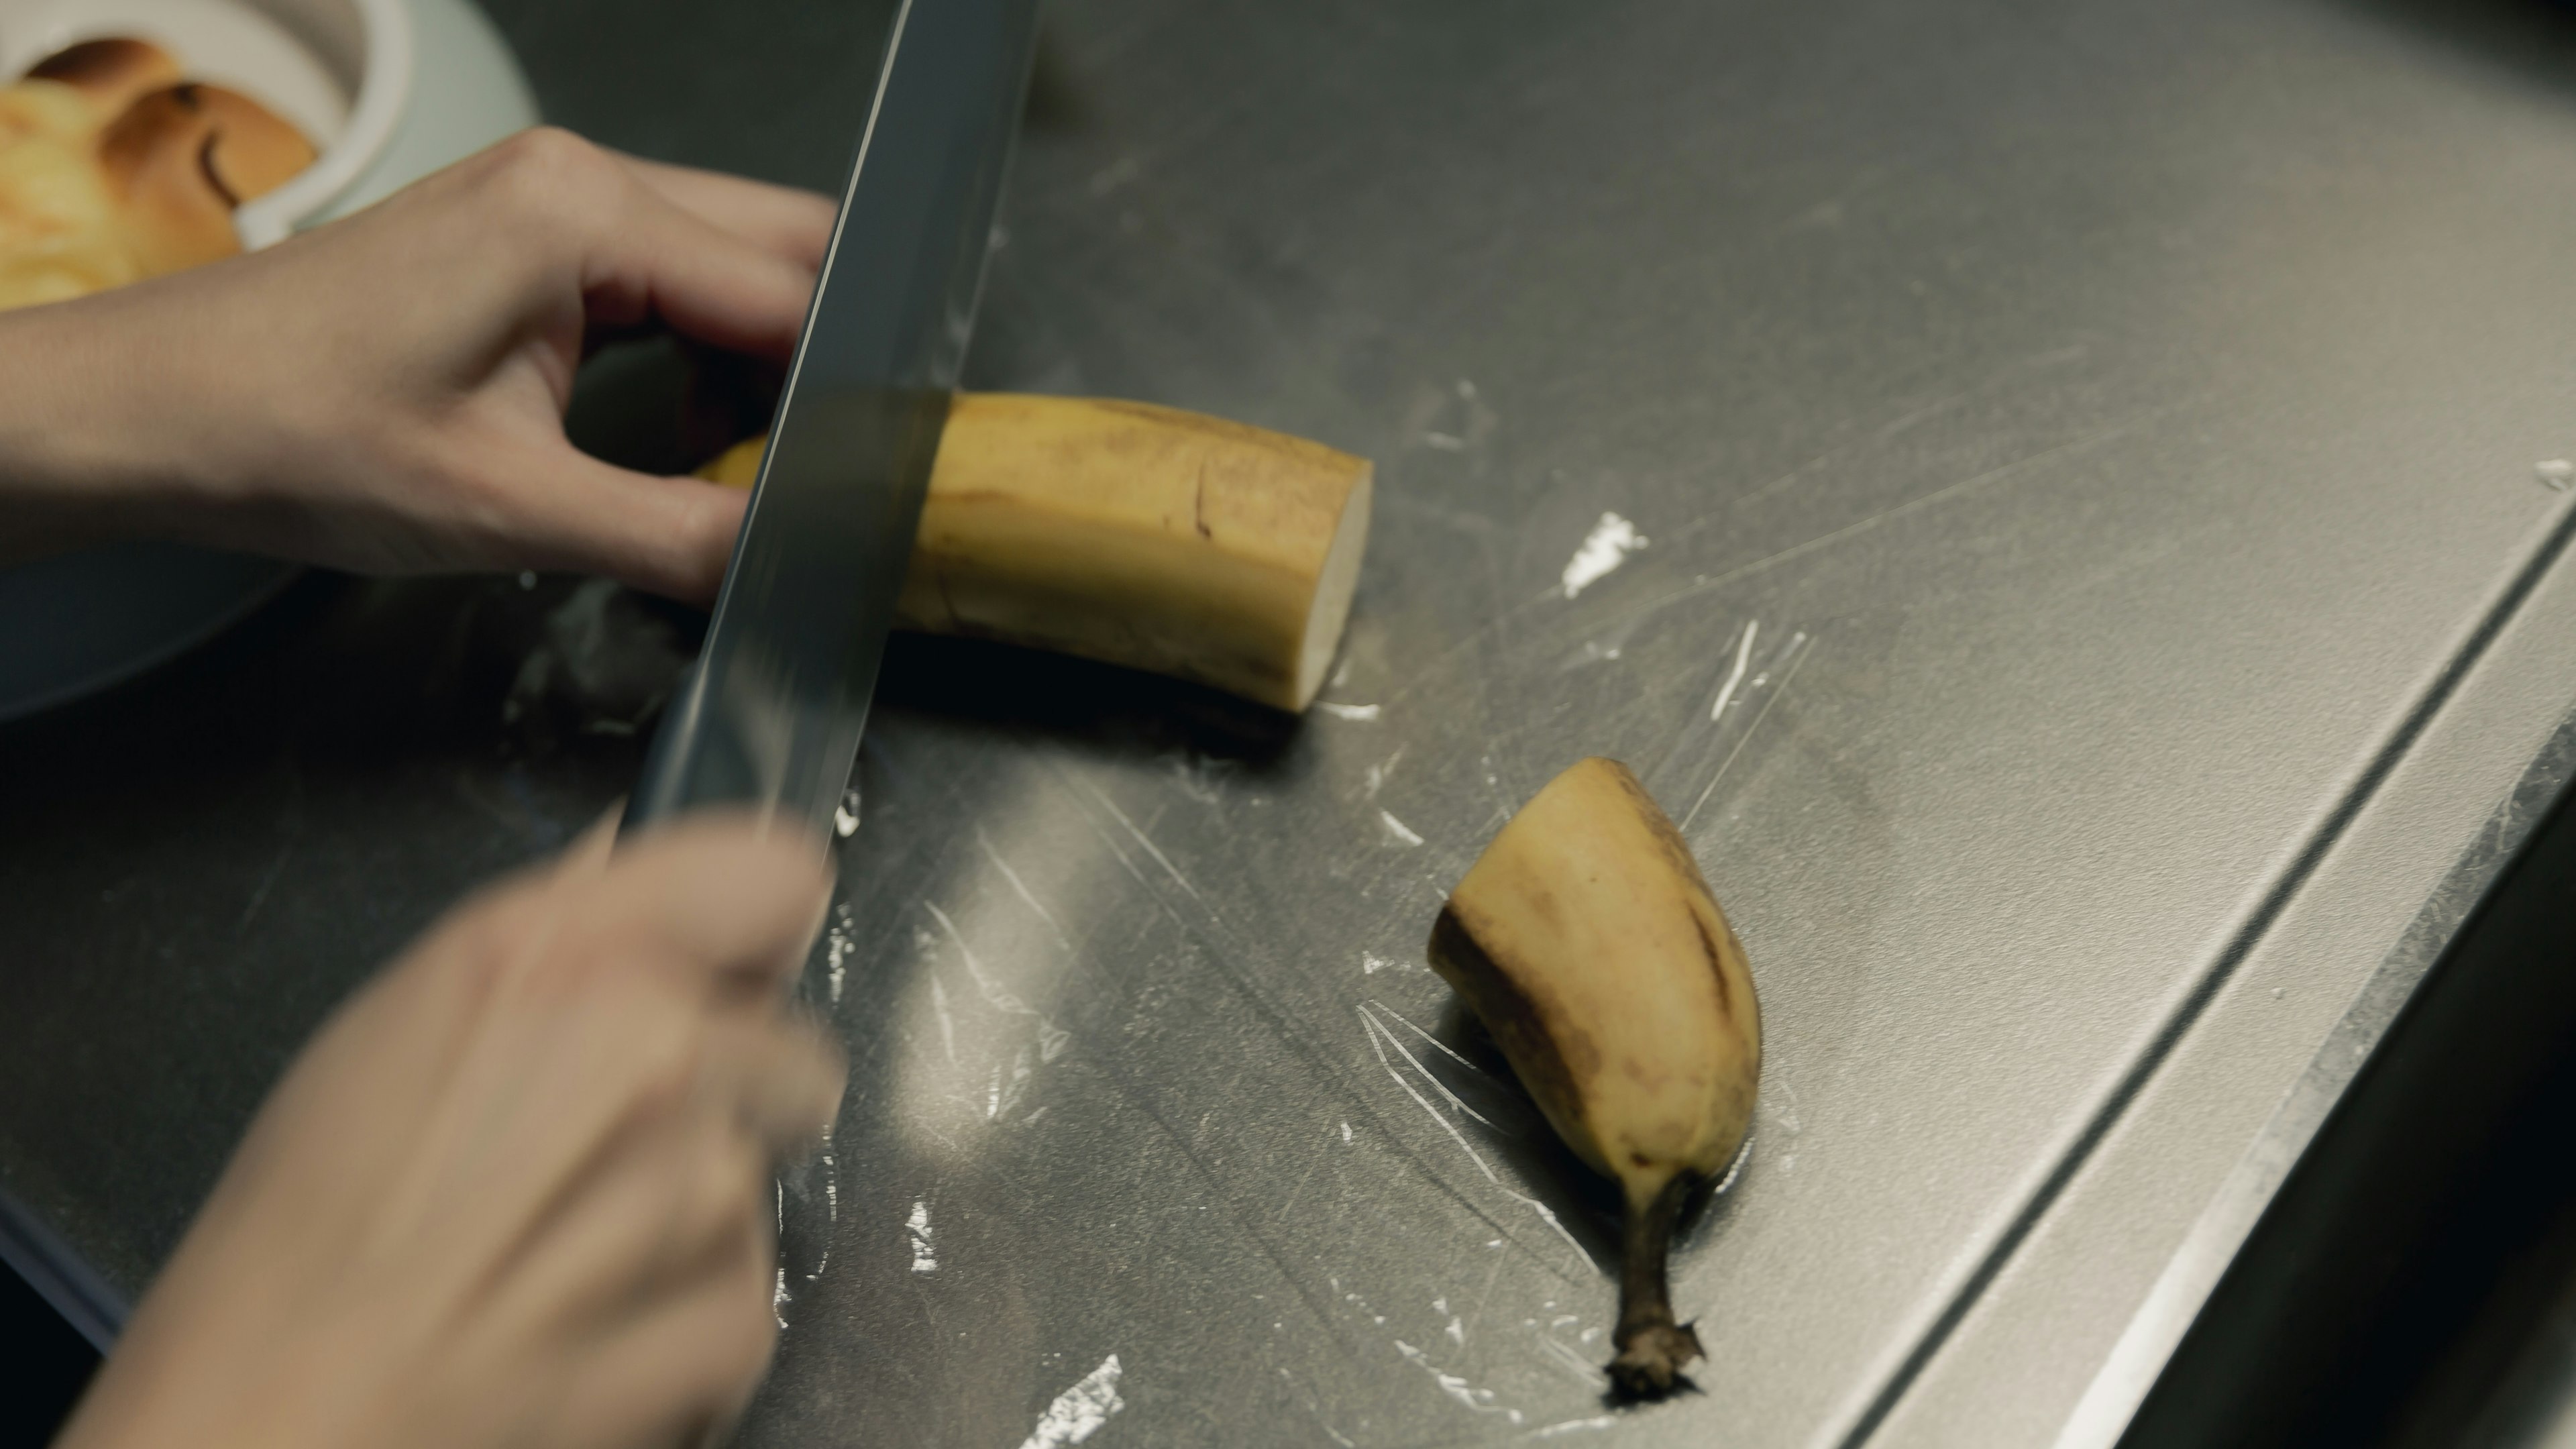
[0,129,834,603]
[52,812,845,1449]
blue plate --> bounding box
[0,545,299,722]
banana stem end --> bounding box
[1608,1172,1704,1399]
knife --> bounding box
[625,0,1042,839]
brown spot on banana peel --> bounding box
[1426,905,1610,1177]
[1692,911,1734,1016]
[1612,763,1713,890]
[926,564,962,633]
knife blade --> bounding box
[625,0,1041,839]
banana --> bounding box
[698,394,1373,712]
[1426,756,1760,1397]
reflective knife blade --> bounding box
[625,0,1042,839]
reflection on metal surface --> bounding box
[0,1187,121,1351]
[1019,1354,1126,1448]
[906,1199,936,1273]
[1562,513,1650,600]
[721,0,2576,1436]
[1358,998,1598,1275]
[2055,698,2576,1449]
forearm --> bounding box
[0,281,252,564]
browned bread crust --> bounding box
[26,38,182,119]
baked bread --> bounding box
[0,76,136,308]
[0,42,314,311]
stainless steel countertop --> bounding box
[7,1,2576,1446]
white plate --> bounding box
[0,0,538,723]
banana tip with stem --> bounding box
[1608,1171,1707,1399]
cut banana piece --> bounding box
[698,394,1372,712]
[1427,757,1761,1397]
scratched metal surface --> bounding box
[8,0,2576,1446]
[740,1,2576,1445]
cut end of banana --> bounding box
[1291,464,1371,709]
